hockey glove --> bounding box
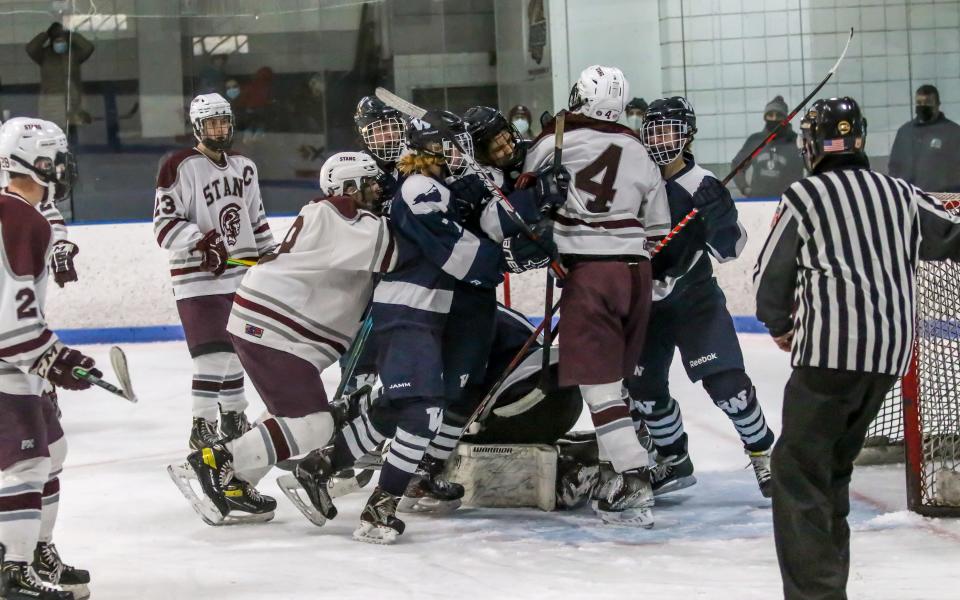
[195,230,228,276]
[32,343,101,391]
[49,240,79,288]
[447,173,493,223]
[533,164,570,216]
[692,177,735,218]
[501,219,556,274]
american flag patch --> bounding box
[244,324,264,338]
[823,138,847,152]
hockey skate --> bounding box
[219,408,251,441]
[594,468,655,528]
[649,452,697,497]
[353,487,405,545]
[33,543,89,600]
[747,449,773,498]
[589,461,617,511]
[224,479,276,521]
[398,455,464,513]
[189,417,220,451]
[555,435,601,509]
[1,553,73,600]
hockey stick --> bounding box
[374,87,567,280]
[650,27,856,257]
[333,312,374,402]
[73,346,138,403]
[227,258,257,267]
[539,110,565,392]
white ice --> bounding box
[48,335,960,599]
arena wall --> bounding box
[49,201,779,343]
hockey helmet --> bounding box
[405,111,474,176]
[319,151,381,196]
[0,117,77,201]
[463,105,526,170]
[189,93,234,152]
[799,97,867,171]
[354,95,407,166]
[568,65,630,122]
[641,96,698,166]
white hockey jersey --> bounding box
[38,198,68,243]
[0,189,59,396]
[524,114,670,258]
[226,195,396,371]
[154,148,276,300]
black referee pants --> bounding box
[771,367,896,600]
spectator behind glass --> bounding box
[290,73,325,133]
[730,95,804,197]
[25,22,94,130]
[888,84,960,192]
[508,104,533,139]
[198,54,228,95]
[234,66,276,139]
[624,97,648,134]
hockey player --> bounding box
[463,105,529,187]
[0,118,92,600]
[354,95,407,198]
[170,151,395,526]
[629,97,775,498]
[153,93,275,450]
[524,65,670,527]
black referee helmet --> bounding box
[799,97,867,171]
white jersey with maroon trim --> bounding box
[523,114,670,258]
[226,195,396,372]
[153,148,276,300]
[0,190,59,395]
[38,198,68,243]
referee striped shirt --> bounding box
[754,162,960,375]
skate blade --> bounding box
[62,582,91,600]
[396,496,462,514]
[276,474,329,527]
[222,511,275,525]
[597,507,655,528]
[167,463,227,526]
[653,475,698,497]
[352,522,399,545]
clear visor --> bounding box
[641,119,691,166]
[361,117,407,163]
[443,131,474,175]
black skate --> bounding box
[219,409,251,441]
[224,479,277,522]
[1,558,73,600]
[189,417,220,451]
[277,450,339,526]
[33,543,89,600]
[555,436,601,509]
[650,452,697,497]
[354,487,405,544]
[167,444,232,525]
[747,449,773,498]
[594,468,655,528]
[398,455,464,514]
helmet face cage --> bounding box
[360,116,407,163]
[641,119,691,166]
[443,131,474,176]
[194,113,234,152]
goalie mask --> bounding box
[641,96,697,166]
[798,97,867,172]
[405,111,475,176]
[189,93,234,152]
[0,117,77,202]
[568,65,629,122]
[354,96,407,167]
[463,105,526,170]
[319,151,385,213]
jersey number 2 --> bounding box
[574,144,622,213]
[16,289,37,320]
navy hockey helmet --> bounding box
[799,97,867,171]
[641,96,697,166]
[463,105,526,170]
[405,110,475,175]
[354,95,406,165]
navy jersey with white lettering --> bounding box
[372,173,504,330]
[651,157,747,302]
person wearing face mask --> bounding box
[508,104,533,139]
[730,95,804,198]
[889,84,960,192]
[624,97,648,134]
[25,23,94,131]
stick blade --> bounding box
[374,87,427,119]
[109,346,138,403]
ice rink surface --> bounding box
[49,334,959,599]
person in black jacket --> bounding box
[755,96,960,600]
[731,95,804,198]
[888,84,960,192]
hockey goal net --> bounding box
[863,193,960,516]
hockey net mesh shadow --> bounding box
[865,193,960,514]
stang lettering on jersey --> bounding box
[201,166,254,205]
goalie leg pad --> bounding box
[443,444,557,511]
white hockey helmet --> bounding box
[319,152,381,197]
[0,117,76,201]
[568,65,630,122]
[189,93,234,151]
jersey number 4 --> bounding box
[574,144,622,213]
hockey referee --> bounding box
[754,96,960,600]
